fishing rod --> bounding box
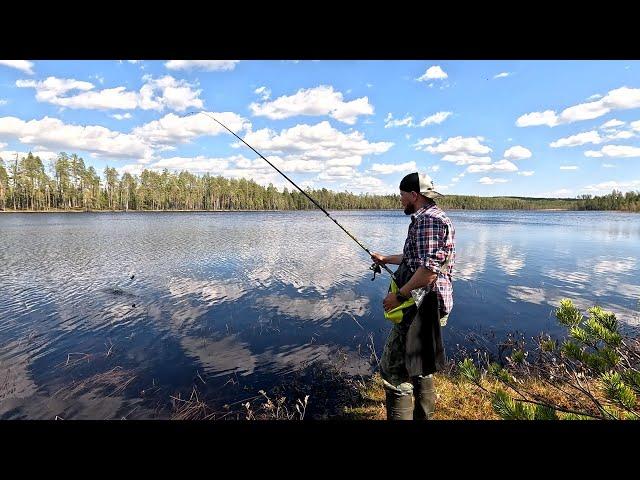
[184,111,396,282]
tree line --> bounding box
[1,152,638,212]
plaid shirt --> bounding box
[402,203,455,315]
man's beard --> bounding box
[404,203,416,215]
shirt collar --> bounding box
[411,202,436,222]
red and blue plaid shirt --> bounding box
[402,203,455,315]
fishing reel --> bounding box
[369,262,382,281]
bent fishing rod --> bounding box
[184,111,396,282]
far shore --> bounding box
[0,207,584,214]
[3,208,634,214]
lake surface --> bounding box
[1,210,639,419]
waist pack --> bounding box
[383,262,450,326]
[383,262,417,324]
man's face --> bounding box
[400,190,417,215]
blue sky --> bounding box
[0,59,639,197]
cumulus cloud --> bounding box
[517,86,640,127]
[601,119,625,129]
[164,60,240,71]
[493,72,511,79]
[517,171,535,176]
[560,165,579,170]
[385,113,414,128]
[467,159,518,173]
[0,115,149,159]
[249,85,373,125]
[416,65,448,81]
[586,145,640,158]
[16,75,204,112]
[550,130,603,148]
[478,177,508,185]
[254,86,271,101]
[238,121,392,163]
[503,145,532,160]
[583,180,640,193]
[133,111,250,146]
[369,161,417,174]
[0,60,34,75]
[111,113,132,120]
[418,111,452,126]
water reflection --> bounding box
[1,210,639,419]
[494,245,526,276]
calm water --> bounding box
[1,210,639,419]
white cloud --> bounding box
[164,60,240,71]
[0,60,34,75]
[0,99,7,106]
[550,130,602,148]
[254,86,271,101]
[16,77,94,101]
[601,119,625,129]
[418,111,452,126]
[338,175,395,195]
[631,120,640,132]
[478,177,508,185]
[425,136,492,157]
[602,163,616,168]
[249,85,373,125]
[516,110,559,127]
[587,93,602,101]
[467,159,518,173]
[517,86,640,127]
[17,75,204,112]
[517,171,535,176]
[441,154,492,166]
[584,150,604,157]
[0,116,149,159]
[560,166,579,170]
[417,65,448,81]
[412,137,441,149]
[369,161,417,174]
[607,130,634,140]
[385,113,414,128]
[318,166,357,180]
[111,113,132,120]
[583,180,640,193]
[429,165,440,172]
[134,111,250,146]
[138,75,204,112]
[600,145,640,158]
[503,145,532,160]
[238,121,392,163]
[151,155,231,173]
[0,149,58,162]
[493,72,511,79]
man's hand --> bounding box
[383,292,401,312]
[371,252,386,265]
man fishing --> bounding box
[197,115,455,420]
[371,172,456,420]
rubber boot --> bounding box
[412,375,437,420]
[385,390,414,420]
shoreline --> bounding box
[1,208,636,214]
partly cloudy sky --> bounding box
[0,60,638,197]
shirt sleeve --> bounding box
[414,215,451,274]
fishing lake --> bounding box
[1,210,639,418]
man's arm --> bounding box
[371,253,403,265]
[397,266,437,298]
